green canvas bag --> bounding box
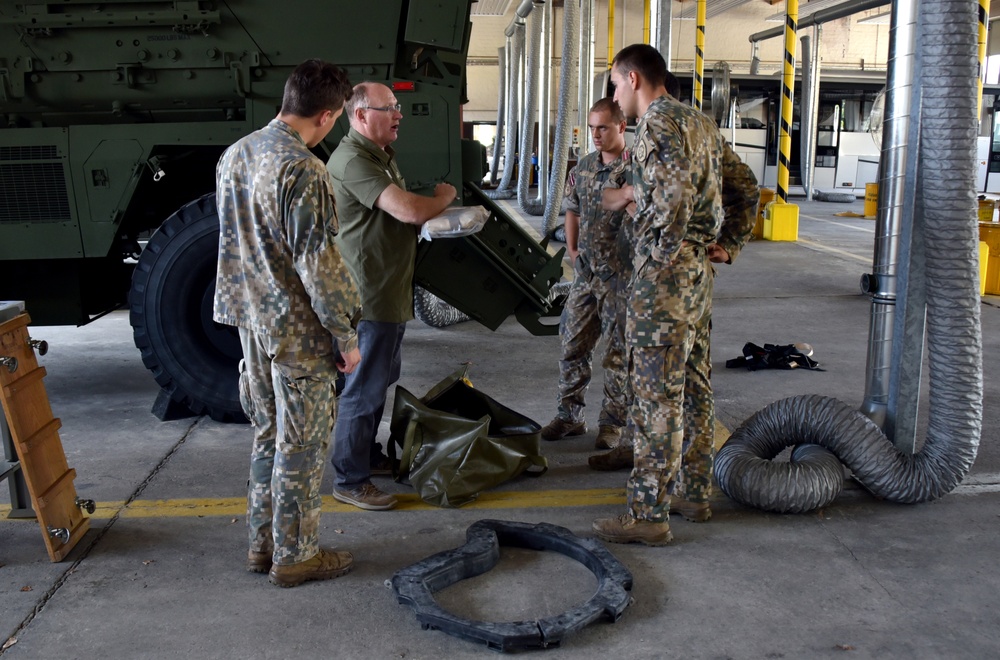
[388,367,547,508]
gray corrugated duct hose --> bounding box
[517,2,544,215]
[541,0,579,236]
[715,0,982,513]
[486,16,526,200]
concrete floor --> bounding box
[2,197,998,659]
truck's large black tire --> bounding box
[129,193,246,423]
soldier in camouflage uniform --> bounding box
[541,98,631,451]
[214,60,361,587]
[588,70,759,493]
[593,44,730,546]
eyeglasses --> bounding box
[363,104,402,113]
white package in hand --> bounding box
[419,206,490,241]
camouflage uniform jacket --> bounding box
[213,119,360,355]
[630,94,724,265]
[716,139,760,264]
[565,149,631,281]
[628,95,724,346]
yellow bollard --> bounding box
[980,222,1000,295]
[864,183,878,218]
[979,241,989,296]
[753,188,775,239]
[763,202,799,241]
[978,198,995,223]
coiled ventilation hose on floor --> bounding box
[715,0,983,513]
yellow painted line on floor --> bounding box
[0,421,732,521]
[796,237,870,264]
[0,489,627,521]
[799,212,876,234]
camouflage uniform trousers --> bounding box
[238,328,338,566]
[626,249,715,522]
[555,270,628,428]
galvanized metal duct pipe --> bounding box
[652,0,673,71]
[862,0,917,441]
[808,27,821,198]
[518,2,545,214]
[489,46,506,186]
[799,27,822,200]
[749,0,891,44]
[716,0,982,513]
[749,41,760,75]
[800,33,815,198]
[542,0,579,236]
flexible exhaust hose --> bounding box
[541,0,579,236]
[518,2,545,215]
[486,28,524,200]
[489,46,505,186]
[715,0,982,513]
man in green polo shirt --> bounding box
[327,81,457,511]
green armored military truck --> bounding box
[0,1,562,422]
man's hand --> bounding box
[337,347,362,374]
[434,182,457,204]
[602,185,634,211]
[707,243,731,264]
[566,246,579,263]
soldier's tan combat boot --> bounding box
[588,444,634,471]
[594,425,622,449]
[669,498,712,522]
[592,514,673,546]
[540,417,587,441]
[268,548,354,588]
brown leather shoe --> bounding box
[588,444,634,471]
[594,425,623,449]
[541,417,587,441]
[333,483,398,511]
[592,513,672,546]
[670,498,712,522]
[268,548,354,588]
[247,549,272,573]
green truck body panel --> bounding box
[0,0,561,421]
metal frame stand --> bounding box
[2,407,35,518]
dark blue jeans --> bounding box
[332,320,405,489]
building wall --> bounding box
[465,1,895,122]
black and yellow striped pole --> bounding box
[762,0,800,242]
[694,0,706,110]
[979,0,991,120]
[643,0,651,45]
[777,0,798,204]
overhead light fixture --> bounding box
[764,0,850,23]
[857,11,892,25]
[678,0,755,21]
